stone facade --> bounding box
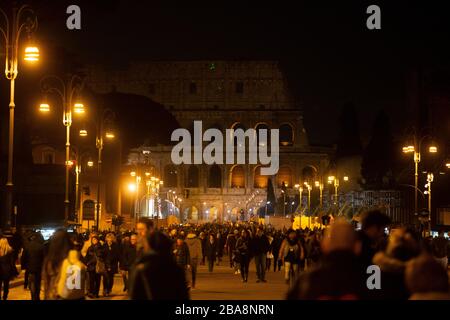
[85,61,332,223]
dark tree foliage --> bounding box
[336,102,363,159]
[361,110,395,189]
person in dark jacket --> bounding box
[251,227,270,282]
[288,221,367,300]
[204,234,217,272]
[173,237,191,271]
[371,227,421,300]
[216,232,224,265]
[84,236,106,298]
[271,233,282,272]
[21,232,45,300]
[119,234,137,292]
[357,210,390,269]
[235,230,251,282]
[129,231,189,300]
[103,233,120,297]
[225,230,238,269]
[0,238,18,300]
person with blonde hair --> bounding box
[0,237,17,300]
[103,233,120,297]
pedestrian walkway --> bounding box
[7,257,289,300]
[190,258,288,300]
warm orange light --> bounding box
[79,129,88,137]
[66,160,74,167]
[87,161,94,167]
[403,145,415,153]
[315,181,320,187]
[24,46,39,62]
[74,103,85,114]
[343,176,349,181]
[39,103,50,112]
[446,162,450,169]
[130,171,136,177]
[105,132,115,139]
[429,145,437,153]
[128,183,136,192]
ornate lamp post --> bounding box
[1,3,39,227]
[39,74,85,225]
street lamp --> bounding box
[315,180,324,208]
[294,184,303,213]
[424,173,434,235]
[1,4,39,227]
[402,132,438,216]
[39,74,85,225]
[328,175,349,209]
[72,148,93,225]
[94,108,116,230]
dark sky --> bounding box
[23,0,450,145]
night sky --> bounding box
[21,0,450,145]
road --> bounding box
[7,257,289,300]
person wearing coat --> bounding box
[21,232,45,300]
[235,230,251,282]
[84,236,106,298]
[185,232,202,289]
[0,238,18,300]
[119,234,137,292]
[173,237,191,271]
[129,231,189,300]
[103,233,120,296]
[204,234,217,272]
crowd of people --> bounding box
[0,210,449,300]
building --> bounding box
[85,61,332,225]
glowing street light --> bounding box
[87,160,94,167]
[128,183,136,193]
[39,103,50,112]
[79,129,88,137]
[73,103,85,114]
[105,131,115,139]
[24,46,39,62]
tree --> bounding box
[336,102,363,158]
[265,178,276,215]
[361,110,395,189]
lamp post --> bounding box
[424,173,434,235]
[40,74,85,225]
[94,108,116,230]
[72,146,93,225]
[1,4,38,227]
[294,184,303,213]
[402,132,437,217]
[327,175,349,210]
[315,181,324,208]
[265,201,271,216]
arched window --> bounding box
[253,165,268,188]
[164,165,178,188]
[277,166,293,188]
[231,165,245,188]
[186,165,199,188]
[208,164,222,188]
[302,166,317,184]
[279,123,294,146]
[231,122,247,147]
[255,123,270,148]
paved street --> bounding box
[7,258,289,300]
